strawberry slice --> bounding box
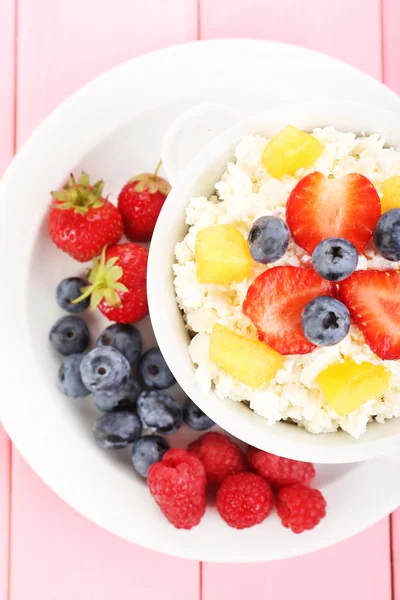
[339,270,400,360]
[286,172,380,254]
[242,266,334,355]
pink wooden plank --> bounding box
[0,427,11,600]
[200,0,382,78]
[392,513,400,599]
[203,520,391,600]
[10,2,199,598]
[9,450,199,600]
[382,0,400,94]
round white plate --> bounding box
[2,39,400,562]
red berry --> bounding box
[188,432,246,485]
[216,472,274,529]
[339,270,400,360]
[48,172,123,262]
[242,266,334,355]
[75,243,148,323]
[118,168,171,242]
[247,447,315,489]
[286,172,380,255]
[147,449,206,530]
[277,484,326,534]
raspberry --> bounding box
[247,447,315,489]
[188,432,246,485]
[277,484,326,534]
[147,448,206,529]
[216,472,274,529]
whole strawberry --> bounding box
[76,243,148,323]
[48,172,123,262]
[118,161,171,242]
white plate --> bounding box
[1,39,400,562]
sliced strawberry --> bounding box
[286,172,380,254]
[339,270,400,360]
[242,266,334,355]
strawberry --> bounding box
[48,172,123,262]
[286,172,380,254]
[118,161,171,242]
[242,266,334,355]
[339,270,400,360]
[76,243,148,323]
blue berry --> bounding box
[139,348,176,390]
[374,208,400,261]
[183,397,214,431]
[312,237,358,281]
[49,316,89,356]
[93,411,142,450]
[58,353,90,398]
[248,216,289,264]
[137,391,182,434]
[131,435,170,478]
[56,277,89,313]
[80,346,130,393]
[96,324,142,366]
[93,376,142,412]
[301,296,350,347]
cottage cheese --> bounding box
[173,127,400,438]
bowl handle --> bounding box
[161,102,243,187]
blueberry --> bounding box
[301,296,350,346]
[93,411,142,450]
[80,346,130,393]
[49,316,89,356]
[58,353,90,398]
[312,237,358,281]
[131,435,170,478]
[374,208,400,261]
[183,397,214,431]
[248,216,289,264]
[139,348,176,390]
[56,277,89,313]
[137,391,182,434]
[96,324,142,366]
[93,376,142,412]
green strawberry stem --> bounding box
[153,159,162,179]
[73,246,129,310]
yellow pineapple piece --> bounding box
[262,125,323,178]
[195,224,252,284]
[381,176,400,213]
[316,358,390,416]
[209,324,284,388]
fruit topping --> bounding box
[209,323,284,388]
[216,472,274,529]
[381,176,400,213]
[48,172,123,262]
[80,346,131,393]
[243,266,334,355]
[276,484,326,534]
[261,125,323,178]
[182,397,214,431]
[56,277,89,313]
[301,296,350,347]
[139,347,176,390]
[339,270,400,360]
[93,411,142,450]
[373,208,400,261]
[312,237,358,281]
[316,358,390,416]
[195,224,252,284]
[96,323,143,366]
[58,353,90,398]
[137,391,183,434]
[286,172,381,254]
[49,315,89,356]
[118,161,171,242]
[248,215,290,263]
[188,432,246,485]
[247,447,315,489]
[93,376,142,413]
[131,435,170,478]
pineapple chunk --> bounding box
[316,358,390,416]
[195,224,252,284]
[381,176,400,213]
[262,125,323,178]
[209,323,284,388]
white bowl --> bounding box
[149,100,400,465]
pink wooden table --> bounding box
[1,0,400,597]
